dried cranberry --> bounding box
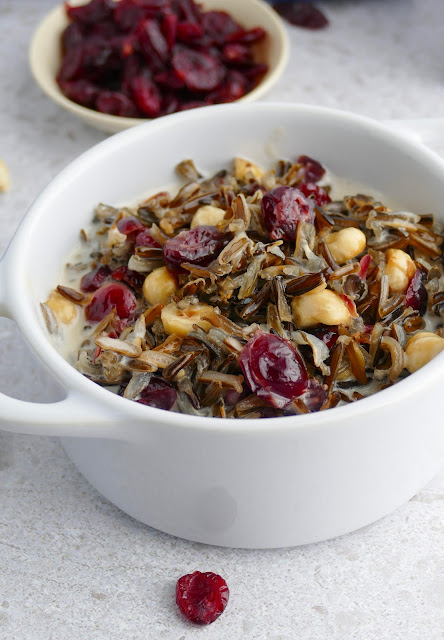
[137,377,177,410]
[176,571,229,625]
[135,229,161,248]
[116,216,145,236]
[57,47,84,82]
[261,186,315,241]
[405,269,428,315]
[159,14,176,51]
[222,43,252,65]
[227,27,266,44]
[300,378,327,412]
[138,19,169,65]
[85,283,137,322]
[358,254,372,280]
[200,11,241,45]
[176,0,201,24]
[66,0,113,25]
[111,266,145,290]
[96,91,139,117]
[155,70,185,89]
[172,48,225,92]
[239,330,308,408]
[80,265,111,293]
[114,0,156,31]
[311,327,339,350]
[62,22,84,53]
[163,225,229,272]
[59,79,98,107]
[299,182,331,207]
[297,155,326,183]
[209,70,248,103]
[273,2,329,30]
[177,21,203,42]
[243,62,269,81]
[130,73,162,117]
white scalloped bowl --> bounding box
[29,0,289,134]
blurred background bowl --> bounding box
[29,0,289,134]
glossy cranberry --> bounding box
[273,2,329,30]
[176,0,202,23]
[116,216,145,236]
[297,155,326,183]
[222,43,251,65]
[239,330,308,408]
[200,11,241,45]
[177,21,203,42]
[137,377,177,410]
[162,12,178,50]
[111,266,145,290]
[405,269,428,315]
[80,265,111,293]
[138,19,169,65]
[176,571,229,625]
[135,229,161,248]
[172,48,225,92]
[209,70,248,103]
[66,0,113,25]
[311,327,339,350]
[163,225,230,272]
[261,186,315,241]
[300,378,327,412]
[59,79,98,107]
[227,27,266,44]
[130,73,162,117]
[96,91,139,117]
[299,182,331,207]
[85,283,137,322]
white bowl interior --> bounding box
[29,0,289,134]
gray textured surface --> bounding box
[0,1,443,638]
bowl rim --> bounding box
[5,102,444,435]
[28,0,290,130]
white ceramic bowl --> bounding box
[29,0,289,134]
[1,103,443,548]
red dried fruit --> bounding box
[59,79,99,107]
[130,73,162,117]
[66,0,113,25]
[358,254,372,280]
[96,91,139,117]
[135,229,161,248]
[209,70,248,103]
[177,21,203,42]
[163,225,230,272]
[80,265,111,293]
[273,2,329,30]
[111,266,146,290]
[227,27,266,44]
[200,10,241,45]
[311,327,339,350]
[176,0,201,24]
[85,282,137,322]
[176,571,229,625]
[299,182,331,207]
[172,47,225,92]
[116,216,145,236]
[57,47,84,82]
[137,377,177,410]
[297,155,326,183]
[405,269,428,315]
[261,186,315,241]
[161,12,178,50]
[138,19,169,65]
[239,330,308,408]
[62,22,84,52]
[300,378,327,412]
[222,43,252,65]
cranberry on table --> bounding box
[80,265,110,293]
[261,186,315,241]
[273,2,329,30]
[176,571,229,625]
[162,225,230,272]
[85,282,137,322]
[405,269,428,315]
[239,330,309,408]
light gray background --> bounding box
[0,1,443,638]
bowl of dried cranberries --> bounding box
[29,0,289,133]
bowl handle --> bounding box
[0,260,123,439]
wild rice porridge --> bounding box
[42,155,444,418]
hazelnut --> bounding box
[291,288,352,328]
[191,205,226,229]
[405,331,444,373]
[234,157,265,182]
[143,267,178,306]
[46,291,77,324]
[325,228,367,264]
[161,302,213,337]
[385,248,416,293]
